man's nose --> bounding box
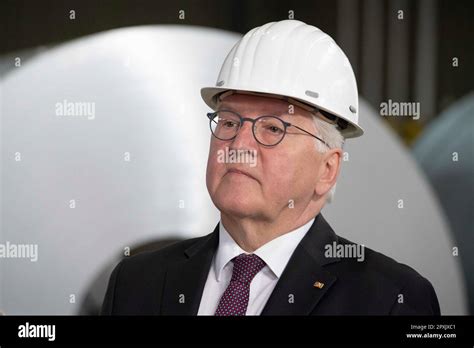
[230,120,257,150]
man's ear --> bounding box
[314,148,342,197]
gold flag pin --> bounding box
[313,281,324,289]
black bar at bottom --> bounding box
[0,316,472,345]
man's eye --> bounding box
[265,125,284,134]
[222,120,238,128]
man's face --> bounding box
[206,93,328,222]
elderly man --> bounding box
[101,20,440,315]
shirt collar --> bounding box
[213,217,315,281]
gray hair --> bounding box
[312,114,345,203]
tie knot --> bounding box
[230,253,266,284]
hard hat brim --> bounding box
[201,86,364,139]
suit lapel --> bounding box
[160,225,219,315]
[160,213,341,315]
[261,213,341,315]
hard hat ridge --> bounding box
[201,19,364,138]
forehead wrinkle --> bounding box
[217,108,315,128]
[218,98,311,120]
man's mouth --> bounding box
[225,168,258,182]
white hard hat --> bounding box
[201,20,364,138]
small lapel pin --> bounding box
[313,281,324,289]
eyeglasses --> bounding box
[207,110,329,147]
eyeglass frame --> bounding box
[206,109,330,148]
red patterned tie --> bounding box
[215,253,266,316]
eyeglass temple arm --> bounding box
[290,124,330,148]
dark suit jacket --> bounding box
[101,213,440,315]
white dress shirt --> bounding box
[197,217,315,315]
